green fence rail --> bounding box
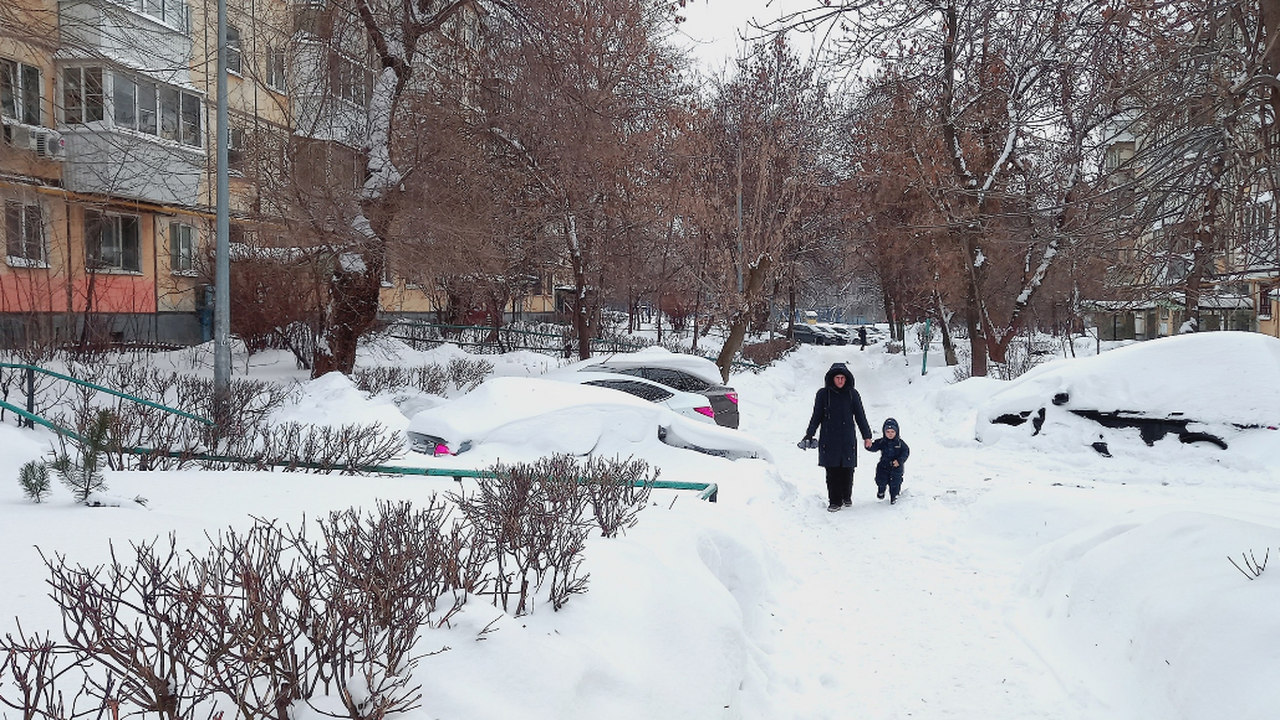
[0,362,215,430]
[1,382,718,502]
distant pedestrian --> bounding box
[869,418,910,504]
[799,362,873,512]
[858,326,867,351]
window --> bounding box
[584,379,672,403]
[169,222,196,273]
[227,124,245,171]
[5,200,45,265]
[111,72,198,144]
[180,91,201,146]
[86,210,141,272]
[332,55,372,106]
[226,25,242,75]
[63,67,104,125]
[1,59,42,125]
[266,45,287,90]
[115,0,188,29]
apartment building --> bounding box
[1088,116,1280,342]
[3,0,564,351]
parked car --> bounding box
[570,348,740,429]
[405,377,770,461]
[815,323,853,345]
[546,370,717,424]
[790,324,824,345]
[975,332,1280,455]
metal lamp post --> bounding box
[213,0,231,428]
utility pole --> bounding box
[213,0,231,428]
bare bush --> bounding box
[0,624,93,720]
[740,338,794,366]
[41,536,210,719]
[190,520,315,720]
[446,357,493,394]
[582,456,657,539]
[453,455,593,615]
[216,422,404,474]
[352,358,493,397]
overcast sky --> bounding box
[674,0,824,77]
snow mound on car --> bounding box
[981,332,1280,427]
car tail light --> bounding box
[725,392,739,404]
[695,406,715,419]
[434,443,452,457]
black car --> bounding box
[583,362,740,429]
[790,324,825,345]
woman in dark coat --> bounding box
[801,362,873,512]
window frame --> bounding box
[62,66,105,125]
[169,221,197,275]
[226,25,243,75]
[85,210,142,273]
[5,199,47,267]
[1,58,43,126]
[110,0,189,32]
[108,71,200,146]
[265,44,288,91]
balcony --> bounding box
[61,126,203,206]
[58,0,193,86]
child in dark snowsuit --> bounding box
[869,418,910,504]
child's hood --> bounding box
[883,417,900,435]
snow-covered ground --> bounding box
[2,332,1279,719]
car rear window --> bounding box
[584,379,673,402]
[642,367,710,392]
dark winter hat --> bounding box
[883,417,900,435]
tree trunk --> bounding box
[716,255,772,382]
[313,245,383,377]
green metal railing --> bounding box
[1,363,718,502]
[0,362,215,430]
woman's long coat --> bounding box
[805,362,873,468]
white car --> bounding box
[405,377,770,461]
[545,370,718,424]
[563,347,741,428]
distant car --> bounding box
[816,323,853,345]
[790,324,825,345]
[405,377,770,461]
[570,348,740,429]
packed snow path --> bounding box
[734,347,1075,719]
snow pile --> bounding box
[973,332,1280,456]
[4,330,1280,719]
[981,332,1280,425]
[1017,511,1280,720]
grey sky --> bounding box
[674,0,823,76]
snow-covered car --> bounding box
[546,370,717,424]
[975,332,1280,454]
[571,347,740,429]
[405,377,771,461]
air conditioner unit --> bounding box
[30,127,65,161]
[1,121,64,161]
